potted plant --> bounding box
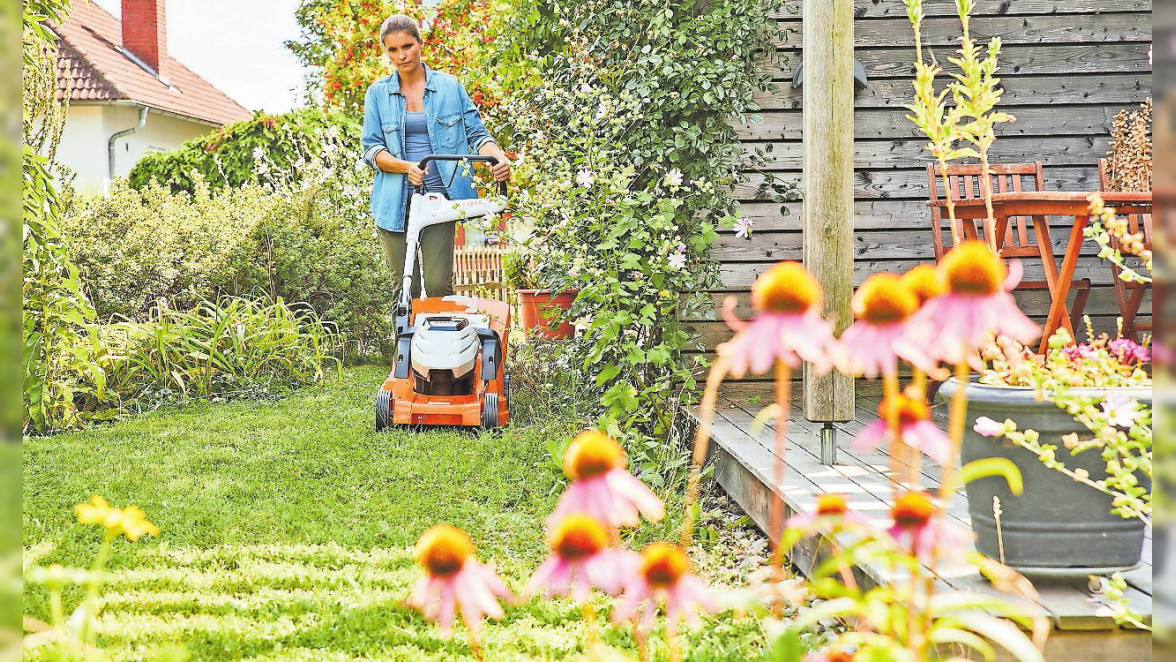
[938,329,1152,571]
[504,249,578,339]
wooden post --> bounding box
[802,0,855,427]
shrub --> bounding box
[127,109,360,194]
[62,127,394,360]
[59,177,266,321]
[495,0,787,481]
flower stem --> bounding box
[468,627,484,662]
[681,356,729,546]
[883,371,906,493]
[79,532,114,644]
[938,361,971,501]
[583,601,598,656]
[770,361,792,617]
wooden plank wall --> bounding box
[686,0,1153,366]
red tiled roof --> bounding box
[52,1,252,126]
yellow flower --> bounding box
[76,495,121,528]
[75,495,159,541]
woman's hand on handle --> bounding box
[479,142,511,182]
[407,162,427,187]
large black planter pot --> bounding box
[937,378,1150,572]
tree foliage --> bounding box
[128,108,359,194]
[286,0,512,115]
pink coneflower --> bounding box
[406,524,513,634]
[886,492,969,563]
[837,272,939,379]
[717,261,836,377]
[548,430,665,530]
[611,542,717,634]
[851,389,951,464]
[804,651,854,662]
[910,241,1039,366]
[784,493,873,534]
[526,513,640,601]
[901,263,947,307]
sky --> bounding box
[92,0,309,114]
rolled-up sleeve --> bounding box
[361,84,387,170]
[459,84,495,152]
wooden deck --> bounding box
[686,389,1152,660]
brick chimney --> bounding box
[121,0,166,75]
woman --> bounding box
[360,14,510,302]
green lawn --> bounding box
[23,365,773,660]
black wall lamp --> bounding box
[791,59,869,91]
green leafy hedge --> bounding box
[63,122,393,361]
[127,108,360,194]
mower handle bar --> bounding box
[415,154,507,196]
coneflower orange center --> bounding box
[940,241,1006,296]
[876,389,932,426]
[751,262,822,315]
[641,542,690,588]
[816,493,848,517]
[551,514,608,560]
[853,273,918,325]
[826,652,853,662]
[563,430,626,480]
[892,492,935,529]
[415,524,474,576]
[901,264,946,306]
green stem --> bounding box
[79,532,114,644]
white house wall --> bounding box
[58,103,217,193]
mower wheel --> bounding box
[481,392,499,429]
[376,389,391,431]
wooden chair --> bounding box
[926,162,1091,334]
[1098,158,1153,340]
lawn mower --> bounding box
[376,155,511,430]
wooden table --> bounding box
[946,191,1152,352]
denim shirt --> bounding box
[361,64,496,232]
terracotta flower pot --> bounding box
[938,377,1149,573]
[515,289,578,339]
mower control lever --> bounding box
[415,154,508,197]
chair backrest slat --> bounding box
[926,161,1048,257]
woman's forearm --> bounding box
[374,149,411,174]
[478,142,506,161]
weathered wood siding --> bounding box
[687,0,1152,359]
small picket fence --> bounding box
[453,243,509,303]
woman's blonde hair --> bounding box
[379,14,422,43]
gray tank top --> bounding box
[404,111,447,192]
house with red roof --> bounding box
[53,0,252,192]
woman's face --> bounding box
[382,31,422,73]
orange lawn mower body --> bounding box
[376,155,511,429]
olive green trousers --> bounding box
[377,223,456,303]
